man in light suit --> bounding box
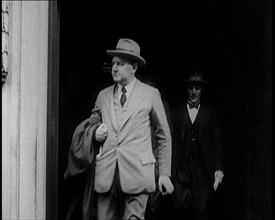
[93,38,174,220]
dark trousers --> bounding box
[172,183,213,220]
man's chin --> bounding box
[113,78,120,83]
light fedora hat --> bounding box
[107,38,146,67]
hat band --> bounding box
[116,47,140,55]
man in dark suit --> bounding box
[171,71,225,220]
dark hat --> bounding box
[107,38,146,67]
[184,71,208,84]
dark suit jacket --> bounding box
[171,102,224,208]
[172,102,224,180]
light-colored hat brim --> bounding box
[107,50,146,67]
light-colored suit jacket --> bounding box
[93,79,171,194]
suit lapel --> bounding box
[180,105,188,141]
[196,103,205,140]
[105,84,118,130]
[120,79,144,130]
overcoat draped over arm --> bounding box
[64,112,101,220]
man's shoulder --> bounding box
[200,102,217,111]
[200,102,221,119]
[98,84,115,96]
[138,79,159,94]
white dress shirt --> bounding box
[117,77,136,101]
[187,103,200,124]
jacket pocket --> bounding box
[140,153,156,165]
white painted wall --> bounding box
[2,1,49,219]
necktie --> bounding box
[120,86,127,107]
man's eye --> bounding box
[112,62,124,66]
[188,86,201,90]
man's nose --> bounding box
[112,63,118,71]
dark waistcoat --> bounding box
[180,109,210,185]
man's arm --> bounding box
[150,88,174,194]
[64,97,102,179]
[211,108,225,190]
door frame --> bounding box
[46,1,60,219]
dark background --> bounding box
[58,1,271,219]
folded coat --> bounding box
[64,114,101,220]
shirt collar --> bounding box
[117,77,136,98]
[187,102,200,110]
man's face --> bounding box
[111,56,137,86]
[187,83,202,103]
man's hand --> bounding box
[95,123,108,142]
[213,170,224,191]
[158,175,174,195]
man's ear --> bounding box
[133,62,138,70]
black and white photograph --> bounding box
[2,0,271,220]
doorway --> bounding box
[56,1,271,220]
[57,2,239,220]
